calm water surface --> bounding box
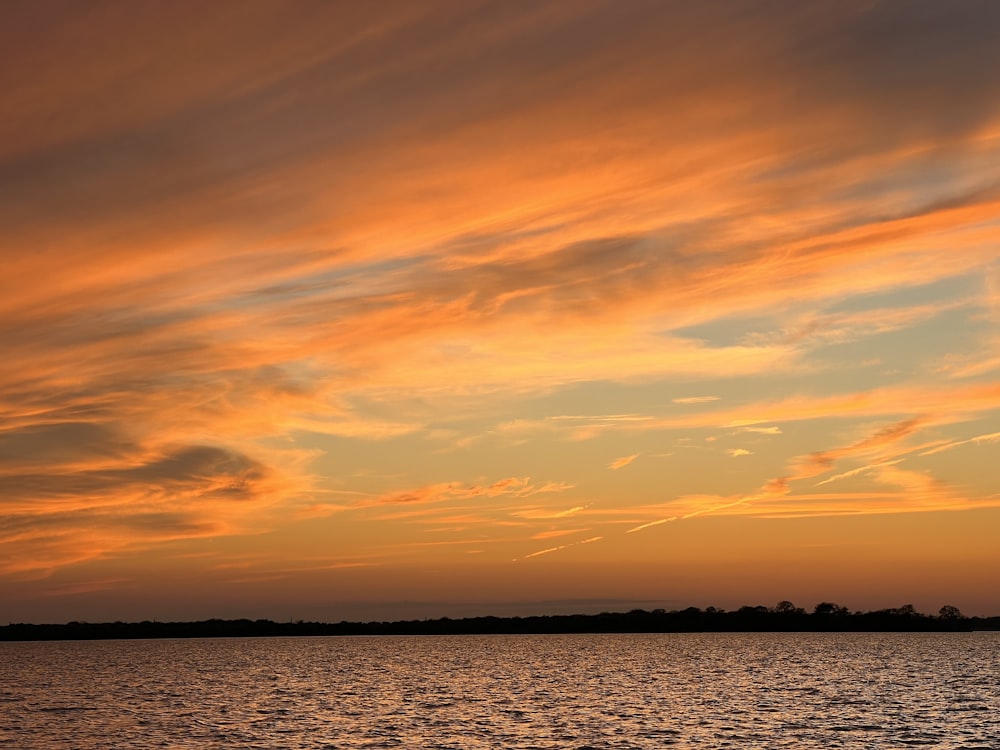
[1,632,997,749]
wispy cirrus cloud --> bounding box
[510,505,587,521]
[609,454,638,470]
[374,477,573,506]
[740,426,783,435]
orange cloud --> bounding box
[609,454,638,470]
[369,478,574,510]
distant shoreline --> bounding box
[3,606,998,641]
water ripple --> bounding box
[0,632,997,749]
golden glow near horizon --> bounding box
[3,1,1000,621]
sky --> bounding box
[3,0,1000,624]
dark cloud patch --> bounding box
[107,511,221,537]
[112,445,269,498]
[0,508,220,550]
[0,422,133,468]
[453,234,702,316]
[428,225,729,323]
[0,304,191,349]
[285,229,721,324]
[0,437,273,571]
[0,443,272,505]
[799,1,1000,137]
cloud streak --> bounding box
[374,478,573,507]
[519,536,604,561]
[609,454,638,470]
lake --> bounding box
[1,632,997,748]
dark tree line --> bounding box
[2,602,996,641]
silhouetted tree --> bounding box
[773,600,804,615]
[813,601,849,616]
[938,604,963,619]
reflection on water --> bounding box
[1,632,998,749]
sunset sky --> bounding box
[3,0,1000,624]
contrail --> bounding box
[516,535,603,561]
[625,517,676,534]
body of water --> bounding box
[1,632,997,749]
